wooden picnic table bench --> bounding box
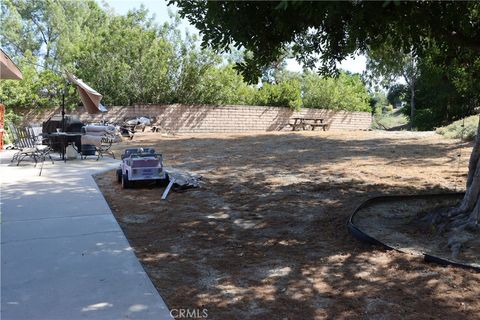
[287,117,329,131]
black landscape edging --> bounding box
[347,193,480,272]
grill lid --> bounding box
[42,114,84,133]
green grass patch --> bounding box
[436,115,479,140]
[372,109,409,130]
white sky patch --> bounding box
[285,59,303,73]
[102,0,194,34]
[338,55,367,74]
[102,0,171,18]
[285,55,367,75]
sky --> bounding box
[101,0,367,74]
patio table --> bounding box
[45,132,82,161]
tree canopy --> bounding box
[0,0,372,113]
[172,1,480,129]
[172,1,480,83]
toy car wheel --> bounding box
[122,173,131,189]
[116,168,122,183]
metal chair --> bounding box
[8,123,54,175]
[7,123,31,164]
[80,125,118,160]
[95,133,116,160]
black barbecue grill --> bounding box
[43,115,84,154]
[42,114,84,134]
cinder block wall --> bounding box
[21,104,372,132]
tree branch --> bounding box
[443,32,480,52]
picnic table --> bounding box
[288,117,329,131]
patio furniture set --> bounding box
[7,117,120,175]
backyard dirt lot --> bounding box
[95,130,480,320]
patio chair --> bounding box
[95,133,116,160]
[8,123,53,175]
[7,122,21,158]
[8,122,33,164]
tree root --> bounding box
[420,118,479,260]
[447,229,475,260]
[442,201,479,260]
[419,196,479,260]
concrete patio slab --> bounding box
[1,214,119,243]
[1,151,173,320]
[2,232,169,320]
[1,177,113,222]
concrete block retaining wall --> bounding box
[20,104,372,132]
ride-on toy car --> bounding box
[116,148,169,189]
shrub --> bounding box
[254,79,302,110]
[303,72,371,112]
[197,64,257,105]
[384,104,394,113]
[3,109,23,146]
[436,115,479,140]
[411,108,446,131]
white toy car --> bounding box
[116,148,169,189]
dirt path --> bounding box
[95,130,480,320]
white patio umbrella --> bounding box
[0,48,23,80]
[66,72,107,114]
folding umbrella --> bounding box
[66,72,106,114]
[0,48,23,80]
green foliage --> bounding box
[370,91,389,115]
[372,110,409,130]
[436,116,479,141]
[74,8,178,105]
[365,42,419,92]
[387,84,407,107]
[191,64,256,105]
[4,108,23,124]
[410,109,442,131]
[173,1,480,131]
[255,80,302,110]
[303,72,371,112]
[401,49,480,130]
[1,0,102,70]
[173,1,480,83]
[0,53,64,110]
[3,109,23,145]
[0,2,373,113]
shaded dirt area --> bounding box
[353,194,480,268]
[95,130,480,320]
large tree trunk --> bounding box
[451,116,480,218]
[466,116,480,188]
[436,116,480,258]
